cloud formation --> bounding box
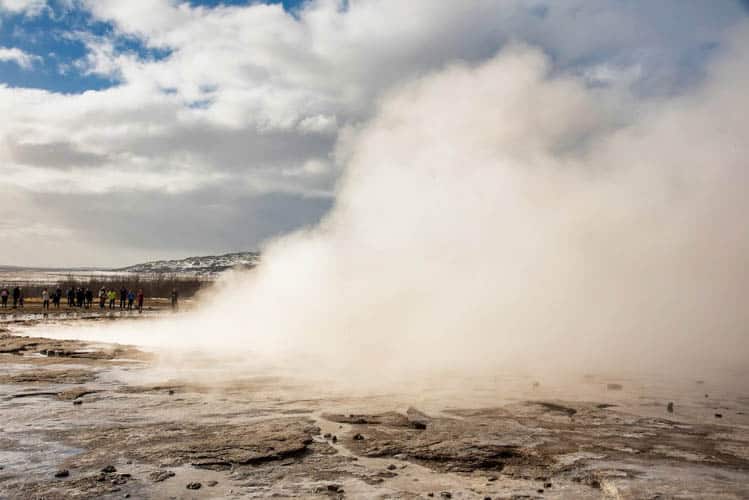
[1,0,747,266]
[0,45,38,67]
[0,0,46,16]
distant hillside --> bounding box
[115,251,260,276]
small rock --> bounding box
[353,433,365,441]
[606,383,623,391]
[206,480,218,487]
[149,470,175,482]
[323,433,332,439]
[487,475,498,482]
[168,390,175,395]
[332,435,338,443]
[440,492,452,499]
[532,381,540,388]
[715,413,723,418]
[124,495,130,498]
[101,465,117,473]
[484,497,492,500]
[537,489,545,494]
[696,380,705,385]
[387,464,397,471]
[411,421,427,430]
[327,484,343,493]
[186,482,202,490]
[54,469,70,478]
[428,494,434,498]
[667,402,674,413]
[73,400,83,405]
[705,394,709,398]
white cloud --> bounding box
[0,0,46,16]
[1,0,748,266]
[0,46,40,68]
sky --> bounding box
[1,0,748,267]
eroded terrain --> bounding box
[1,328,748,499]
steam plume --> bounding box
[44,25,749,386]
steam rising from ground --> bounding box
[46,25,749,386]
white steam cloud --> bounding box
[41,23,749,386]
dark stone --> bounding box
[544,482,552,488]
[206,480,218,487]
[606,383,623,391]
[73,400,83,405]
[186,482,202,490]
[168,390,175,395]
[101,465,117,473]
[387,464,397,471]
[149,470,175,482]
[323,433,332,439]
[332,435,337,442]
[488,476,498,482]
[715,413,723,418]
[441,492,452,499]
[667,402,674,413]
[537,489,545,493]
[54,469,70,478]
[353,433,365,440]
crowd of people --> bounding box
[0,286,25,309]
[0,285,182,313]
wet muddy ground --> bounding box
[1,322,748,499]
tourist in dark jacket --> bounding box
[12,286,20,308]
[119,287,127,310]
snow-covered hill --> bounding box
[115,251,260,276]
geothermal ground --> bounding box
[1,315,748,499]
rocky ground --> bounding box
[1,327,748,499]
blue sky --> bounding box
[0,0,305,92]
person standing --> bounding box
[76,287,84,308]
[99,287,106,309]
[108,289,116,309]
[1,287,8,308]
[17,288,24,309]
[42,288,50,311]
[127,290,135,311]
[54,288,62,309]
[136,289,144,313]
[66,288,74,307]
[170,288,179,311]
[12,286,20,308]
[85,288,93,309]
[119,287,127,310]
